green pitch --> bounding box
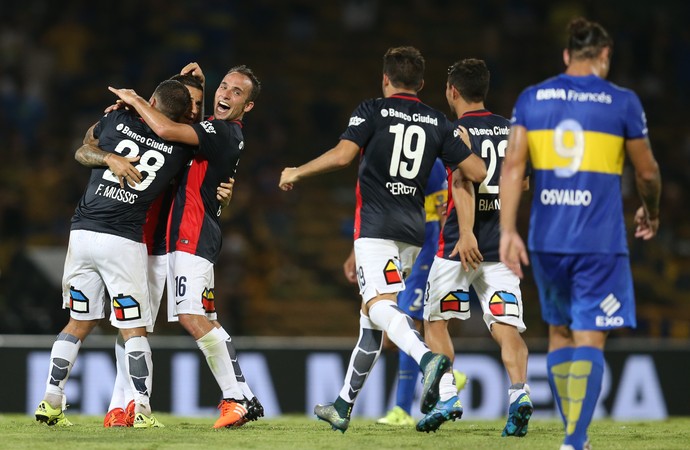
[1,415,689,449]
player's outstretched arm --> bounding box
[279,139,360,191]
[449,169,483,271]
[74,123,142,188]
[108,87,199,146]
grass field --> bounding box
[1,414,689,450]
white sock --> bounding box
[439,371,457,401]
[197,327,243,400]
[338,311,383,403]
[368,300,429,364]
[44,332,81,407]
[219,327,255,400]
[125,336,153,415]
[508,382,530,404]
[108,336,128,411]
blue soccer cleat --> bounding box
[416,395,463,433]
[502,392,533,437]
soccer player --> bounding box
[499,18,661,450]
[279,46,487,433]
[418,58,533,435]
[34,79,195,428]
[108,64,263,428]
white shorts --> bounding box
[424,257,526,333]
[166,251,217,322]
[62,229,152,330]
[147,254,167,333]
[354,238,420,303]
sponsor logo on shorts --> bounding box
[488,291,519,317]
[113,294,142,321]
[383,259,402,285]
[69,287,89,313]
[440,291,470,313]
[596,293,624,327]
[202,288,216,313]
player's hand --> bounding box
[279,167,299,191]
[181,62,205,85]
[104,99,129,114]
[343,249,357,284]
[108,87,141,106]
[217,177,234,208]
[104,153,142,188]
[456,125,471,150]
[499,229,528,278]
[634,206,659,240]
[450,233,483,272]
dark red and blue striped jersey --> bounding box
[167,117,244,263]
[341,93,473,246]
[71,109,194,242]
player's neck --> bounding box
[454,101,485,118]
[565,59,605,78]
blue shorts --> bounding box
[399,221,440,321]
[530,252,636,331]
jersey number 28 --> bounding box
[102,139,165,191]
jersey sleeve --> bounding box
[339,99,376,147]
[623,91,648,139]
[510,87,533,129]
[192,120,242,161]
[93,110,125,140]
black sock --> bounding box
[333,396,353,418]
[419,351,434,372]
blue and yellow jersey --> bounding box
[511,74,648,254]
[424,158,448,223]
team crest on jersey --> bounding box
[489,291,519,317]
[69,287,89,313]
[112,294,142,321]
[202,288,216,313]
[383,259,402,285]
[440,291,470,313]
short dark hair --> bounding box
[447,59,490,103]
[228,65,261,103]
[169,73,204,92]
[152,79,192,122]
[567,17,613,60]
[383,46,425,91]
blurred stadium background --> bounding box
[1,0,689,418]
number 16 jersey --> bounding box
[341,93,472,247]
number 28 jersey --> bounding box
[71,110,194,242]
[341,93,473,246]
[512,74,648,254]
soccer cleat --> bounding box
[453,370,468,392]
[377,406,415,426]
[213,398,248,428]
[415,395,463,433]
[103,407,127,427]
[124,400,135,427]
[502,392,533,437]
[133,412,165,428]
[35,400,73,427]
[226,397,263,428]
[420,353,451,414]
[314,403,350,433]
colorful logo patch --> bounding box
[112,295,142,321]
[383,259,402,285]
[489,291,519,317]
[440,291,470,313]
[69,287,89,313]
[202,288,216,313]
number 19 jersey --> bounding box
[341,93,473,246]
[512,74,648,254]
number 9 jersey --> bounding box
[511,74,648,254]
[341,93,473,246]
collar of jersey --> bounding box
[461,109,491,118]
[389,92,421,102]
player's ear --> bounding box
[243,101,254,114]
[417,79,424,93]
[562,48,570,67]
[382,73,390,87]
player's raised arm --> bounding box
[108,86,200,146]
[279,139,360,191]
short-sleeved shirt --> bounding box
[511,74,648,254]
[341,93,473,246]
[71,109,195,242]
[167,117,244,263]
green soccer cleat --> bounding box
[314,403,350,433]
[377,406,415,426]
[35,400,73,427]
[502,392,533,437]
[133,412,165,428]
[416,395,463,433]
[420,353,451,414]
[453,370,468,392]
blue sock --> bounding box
[547,346,575,427]
[563,346,604,450]
[395,350,419,414]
